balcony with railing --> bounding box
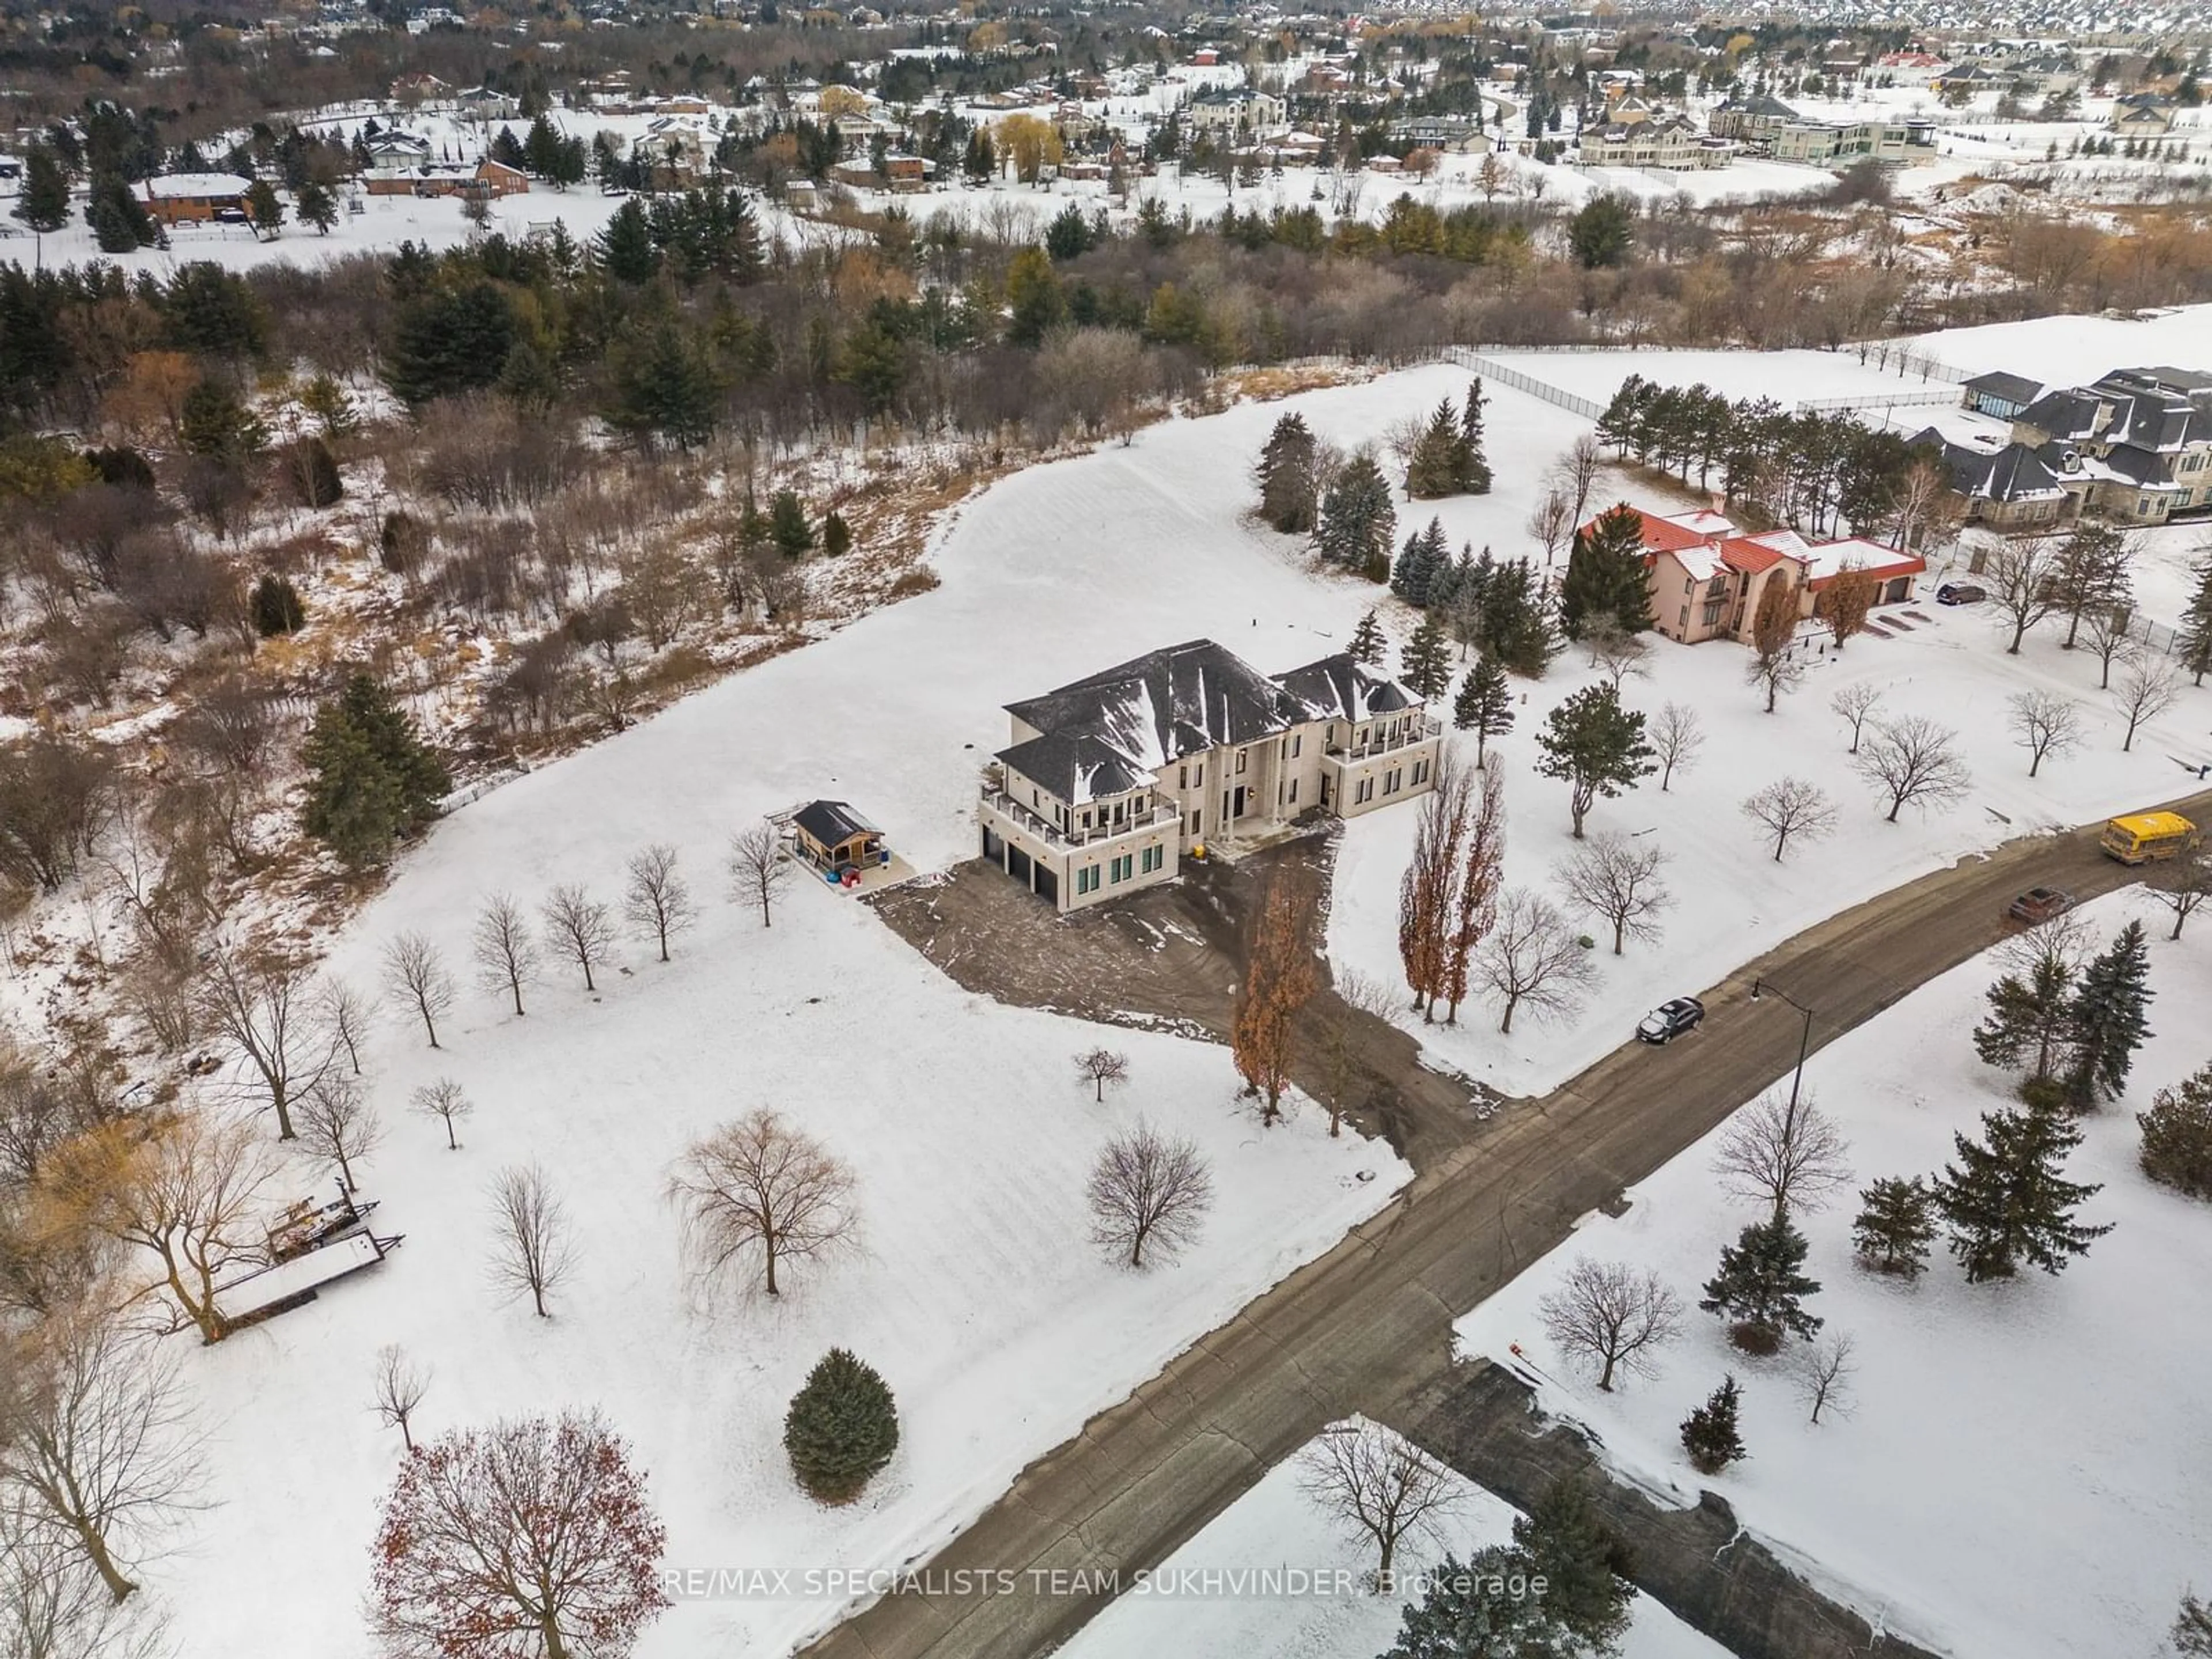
[979,787,1178,853]
[1324,713,1443,764]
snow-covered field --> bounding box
[1907,304,2212,390]
[1452,887,2212,1659]
[1479,344,1964,408]
[1059,1422,1729,1659]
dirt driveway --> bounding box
[870,831,1497,1169]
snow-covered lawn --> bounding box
[1327,592,2210,1101]
[1059,1422,1729,1659]
[1906,303,2212,389]
[1452,887,2212,1659]
[1478,344,1963,408]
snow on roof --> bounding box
[142,173,252,197]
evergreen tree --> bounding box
[1347,608,1387,666]
[1558,503,1654,639]
[821,510,853,558]
[1004,247,1065,347]
[1389,518,1448,606]
[1700,1214,1823,1351]
[1971,945,2077,1085]
[1315,453,1396,582]
[1399,614,1453,703]
[1511,1475,1634,1650]
[2138,1062,2212,1199]
[606,319,718,451]
[13,144,70,247]
[383,280,517,408]
[1452,656,1514,770]
[497,339,562,414]
[596,198,660,283]
[85,175,156,252]
[164,261,268,358]
[522,114,564,178]
[179,379,268,463]
[1382,1546,1576,1657]
[1044,201,1090,260]
[1254,412,1320,535]
[1933,1103,2113,1283]
[1852,1176,1936,1278]
[244,178,285,239]
[300,673,450,868]
[1480,556,1559,677]
[285,435,343,507]
[2064,920,2153,1112]
[770,489,813,558]
[1680,1376,1745,1475]
[1568,194,1634,268]
[1458,377,1493,494]
[783,1348,899,1505]
[251,574,306,636]
[1535,684,1655,838]
[296,179,339,233]
[2177,555,2212,686]
[2176,1593,2212,1658]
[963,127,997,181]
[490,126,528,171]
[1404,398,1466,499]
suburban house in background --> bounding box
[363,157,530,200]
[1920,363,2212,529]
[138,173,252,224]
[1598,508,1925,646]
[979,639,1440,912]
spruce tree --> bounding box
[1405,398,1465,499]
[1700,1215,1823,1351]
[1452,655,1514,770]
[2176,1592,2212,1658]
[1399,614,1453,703]
[1558,503,1653,639]
[1382,1546,1573,1657]
[821,510,853,558]
[1254,411,1320,534]
[251,574,306,636]
[784,1348,899,1505]
[1482,557,1559,676]
[297,179,338,233]
[1535,683,1655,838]
[1315,453,1395,582]
[300,673,451,869]
[1346,608,1387,666]
[2139,1062,2212,1199]
[596,198,660,283]
[1933,1103,2113,1283]
[85,175,156,252]
[179,379,268,464]
[1458,377,1493,494]
[1971,944,2077,1085]
[771,489,813,558]
[1852,1176,1935,1278]
[12,144,70,245]
[1680,1376,1745,1475]
[2065,920,2153,1112]
[1510,1475,1633,1650]
[2177,555,2212,686]
[1390,518,1448,606]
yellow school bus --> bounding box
[2100,811,2201,865]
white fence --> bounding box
[1446,347,1967,423]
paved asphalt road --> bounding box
[800,787,2212,1659]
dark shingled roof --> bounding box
[1964,370,2042,406]
[793,800,879,849]
[1274,653,1417,722]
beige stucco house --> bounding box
[980,639,1440,912]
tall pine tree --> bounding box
[1346,608,1387,666]
[2178,555,2212,687]
[2065,919,2153,1112]
[1680,1375,1745,1474]
[1399,614,1453,703]
[1700,1214,1824,1351]
[1558,503,1654,640]
[1315,453,1395,581]
[1404,399,1465,499]
[1254,411,1320,534]
[1933,1103,2113,1282]
[300,674,451,869]
[1971,937,2077,1085]
[1459,377,1493,494]
[1535,683,1655,838]
[1452,655,1514,769]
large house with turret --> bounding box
[979,639,1440,912]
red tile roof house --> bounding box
[1596,507,1926,646]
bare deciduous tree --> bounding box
[381,931,454,1049]
[369,1344,430,1453]
[1233,865,1319,1123]
[726,823,790,929]
[1305,969,1397,1138]
[540,885,616,994]
[1791,1331,1856,1426]
[665,1111,858,1297]
[1583,622,1649,692]
[1741,777,1838,863]
[412,1078,473,1150]
[1553,834,1670,956]
[295,1074,381,1193]
[1537,1257,1684,1392]
[1854,715,1971,823]
[471,895,539,1017]
[0,1498,170,1659]
[2006,690,2082,778]
[318,980,373,1076]
[1650,701,1703,791]
[1085,1119,1214,1269]
[622,845,696,964]
[1296,1419,1460,1586]
[0,1305,206,1603]
[1074,1048,1130,1104]
[1713,1090,1853,1224]
[1985,533,2064,654]
[487,1163,575,1319]
[2079,604,2135,688]
[1476,888,1600,1034]
[2112,657,2179,752]
[2150,854,2212,941]
[196,942,336,1141]
[1828,682,1883,754]
[1526,487,1575,570]
[1550,433,1603,527]
[370,1410,668,1659]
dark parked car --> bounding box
[1637,997,1705,1044]
[2008,887,2075,923]
[1937,583,1987,605]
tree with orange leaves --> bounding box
[1233,867,1319,1126]
[1815,560,1881,650]
[1438,766,1506,1024]
[1396,758,1473,1021]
